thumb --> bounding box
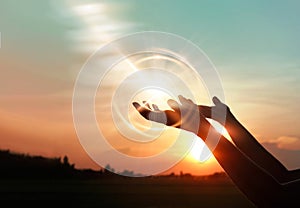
[212,96,223,106]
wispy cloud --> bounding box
[262,141,300,170]
[265,136,300,151]
[54,0,135,54]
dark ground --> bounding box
[0,176,255,208]
[0,149,255,207]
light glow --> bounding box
[189,138,205,161]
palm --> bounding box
[132,102,181,128]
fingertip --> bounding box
[212,96,221,105]
[142,101,151,109]
[167,99,175,104]
[132,102,140,110]
[178,95,184,103]
[167,99,178,106]
[152,104,159,111]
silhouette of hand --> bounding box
[198,97,230,126]
[133,95,211,137]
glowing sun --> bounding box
[189,137,212,162]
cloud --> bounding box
[261,142,300,170]
[53,0,135,54]
[267,136,300,151]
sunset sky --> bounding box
[1,0,300,176]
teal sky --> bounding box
[1,0,299,171]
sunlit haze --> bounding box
[1,0,300,176]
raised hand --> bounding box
[198,96,229,126]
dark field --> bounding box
[0,176,255,208]
[0,150,255,207]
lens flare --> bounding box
[72,31,226,176]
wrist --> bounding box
[202,127,222,151]
[196,119,216,142]
[225,109,238,128]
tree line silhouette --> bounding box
[0,149,105,179]
[0,149,227,180]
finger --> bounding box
[212,96,222,106]
[132,102,142,110]
[143,101,151,109]
[152,104,160,111]
[132,102,149,112]
[178,95,194,105]
[167,99,180,112]
[187,98,193,103]
[132,102,151,119]
[178,95,186,105]
[198,105,212,118]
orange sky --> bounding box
[0,98,223,176]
